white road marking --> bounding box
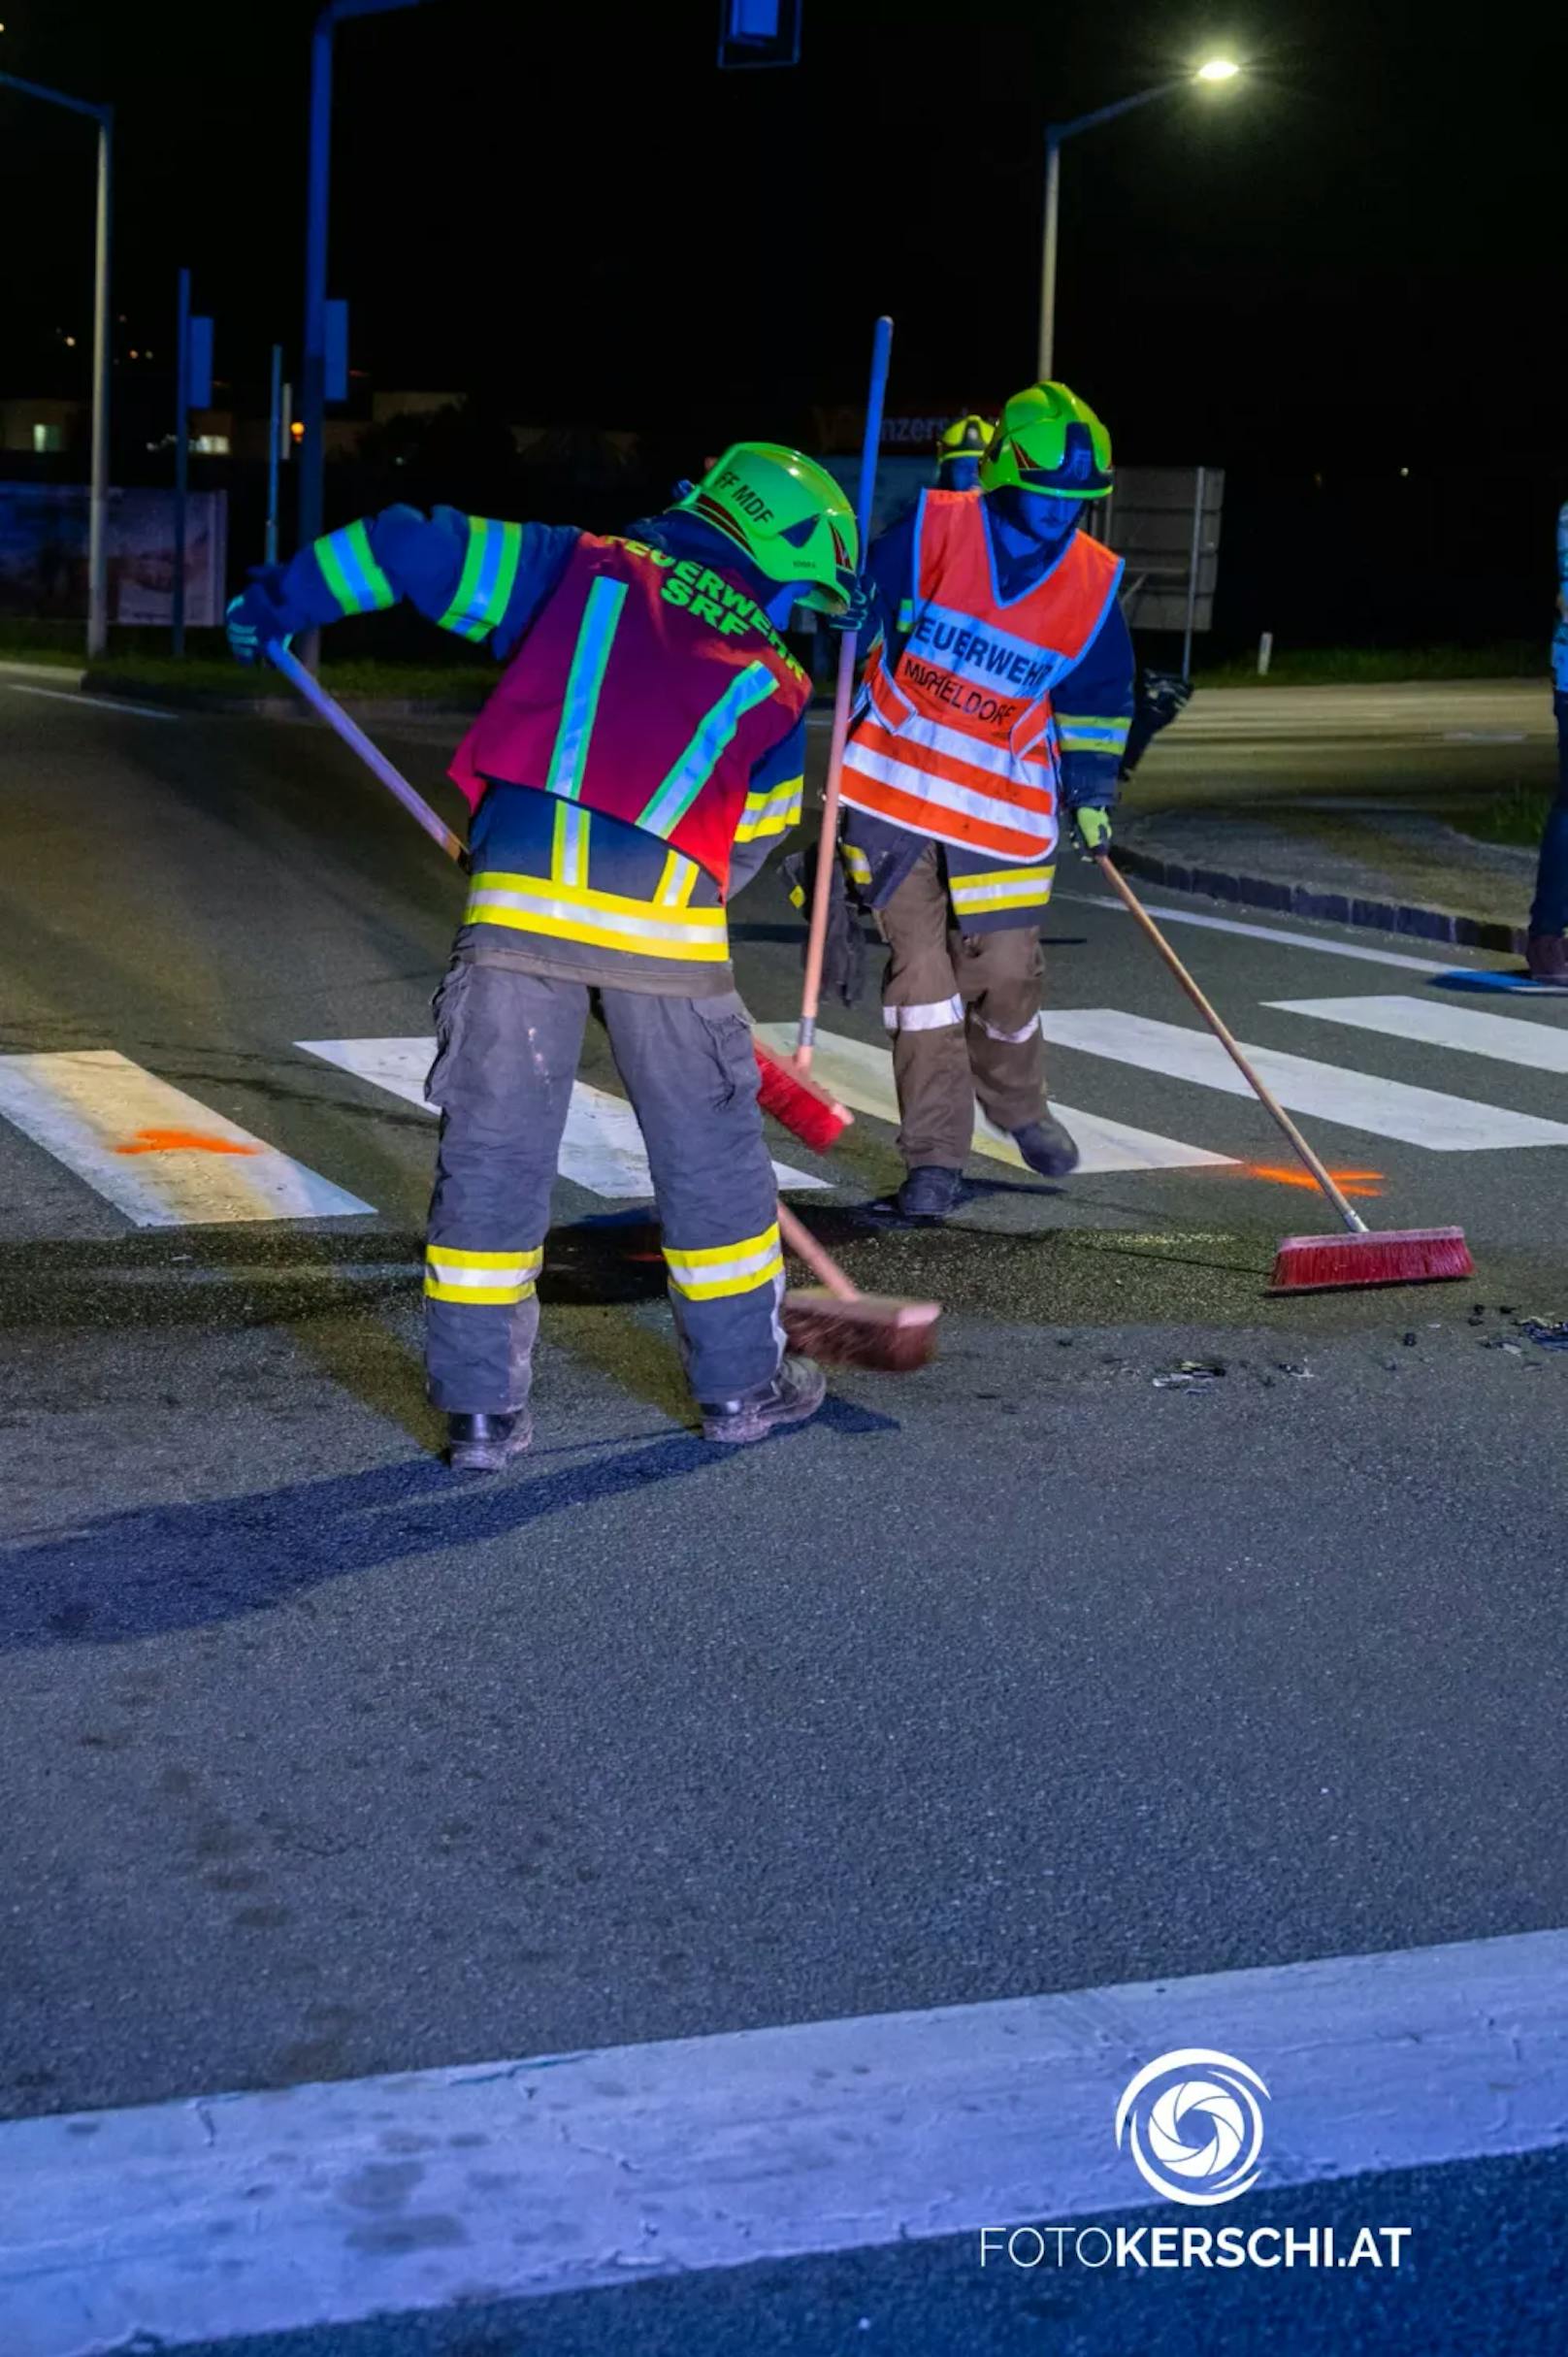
[297,1037,826,1197]
[2,1926,1564,2351]
[1054,891,1454,973]
[0,1051,372,1226]
[3,682,180,721]
[1043,1008,1568,1151]
[1271,994,1568,1075]
[756,1022,1231,1172]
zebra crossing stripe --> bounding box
[1043,1009,1568,1151]
[0,1051,373,1227]
[1270,995,1568,1076]
[295,1038,826,1199]
[755,1024,1231,1174]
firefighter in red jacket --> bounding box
[227,446,864,1464]
[841,382,1134,1221]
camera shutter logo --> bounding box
[1115,2048,1269,2206]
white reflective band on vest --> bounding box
[883,996,964,1032]
[846,747,1055,842]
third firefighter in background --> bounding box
[841,381,1135,1221]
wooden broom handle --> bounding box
[796,637,858,1069]
[1094,852,1367,1235]
[777,1200,859,1301]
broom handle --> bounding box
[1094,852,1369,1235]
[777,1200,861,1302]
[269,641,471,869]
[798,313,894,1071]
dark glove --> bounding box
[781,842,867,1005]
[820,574,877,636]
[1070,803,1113,856]
[226,573,295,666]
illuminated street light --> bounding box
[1038,61,1246,378]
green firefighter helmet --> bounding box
[978,381,1114,500]
[936,412,996,467]
[673,442,860,613]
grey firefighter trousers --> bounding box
[423,963,786,1414]
[878,842,1048,1170]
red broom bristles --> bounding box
[753,1039,853,1154]
[1268,1227,1475,1294]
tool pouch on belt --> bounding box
[781,845,867,1006]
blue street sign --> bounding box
[718,0,800,68]
[324,299,349,403]
[186,314,213,411]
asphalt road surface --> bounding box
[2,679,1566,2355]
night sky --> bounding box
[2,0,1560,472]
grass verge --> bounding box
[1193,641,1546,688]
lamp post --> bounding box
[296,0,427,667]
[1037,58,1240,381]
[0,72,114,656]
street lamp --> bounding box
[1037,57,1242,381]
[0,71,114,657]
[297,0,428,667]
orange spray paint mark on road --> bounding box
[114,1127,262,1157]
[1236,1162,1385,1200]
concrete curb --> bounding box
[1114,843,1528,959]
[0,657,89,687]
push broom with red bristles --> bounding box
[1094,852,1474,1293]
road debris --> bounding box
[1154,1359,1227,1391]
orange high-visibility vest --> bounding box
[841,490,1124,863]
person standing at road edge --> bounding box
[226,449,864,1463]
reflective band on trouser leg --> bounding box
[544,577,628,801]
[960,926,1046,1134]
[663,1226,784,1302]
[438,516,524,641]
[636,663,779,837]
[978,1017,1040,1045]
[883,996,964,1032]
[464,870,729,963]
[423,1244,543,1306]
[312,519,395,616]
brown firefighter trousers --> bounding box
[877,841,1048,1170]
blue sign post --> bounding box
[717,0,800,69]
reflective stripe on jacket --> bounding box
[449,535,810,891]
[842,490,1123,863]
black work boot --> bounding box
[897,1165,966,1222]
[701,1354,826,1446]
[1526,934,1568,983]
[1011,1111,1081,1178]
[446,1410,533,1473]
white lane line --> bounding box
[0,1052,373,1226]
[297,1037,826,1197]
[3,1927,1565,2352]
[1054,891,1454,973]
[757,1022,1231,1173]
[3,682,180,722]
[1043,1008,1568,1151]
[1272,994,1568,1075]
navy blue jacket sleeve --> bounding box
[1054,599,1135,807]
[245,507,579,659]
[726,717,808,896]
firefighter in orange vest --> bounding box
[840,381,1134,1221]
